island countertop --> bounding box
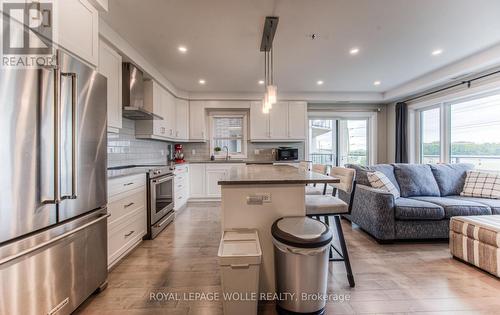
[218,164,340,185]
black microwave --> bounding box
[275,147,299,161]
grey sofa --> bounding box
[341,163,500,242]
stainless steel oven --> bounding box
[147,166,175,239]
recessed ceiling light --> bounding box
[373,80,381,86]
[198,79,206,85]
[178,46,188,53]
[258,80,265,85]
[431,49,443,56]
[349,47,360,55]
[317,80,324,85]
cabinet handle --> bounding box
[177,196,182,200]
[124,230,135,237]
[124,202,134,208]
[123,182,134,186]
[176,131,179,137]
[170,129,173,135]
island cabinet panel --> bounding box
[250,101,308,141]
[98,39,122,132]
[58,0,99,66]
[189,163,206,198]
[189,101,207,142]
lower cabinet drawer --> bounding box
[108,190,145,225]
[108,207,146,267]
[108,174,146,197]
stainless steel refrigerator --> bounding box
[0,47,108,314]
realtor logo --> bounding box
[1,0,56,68]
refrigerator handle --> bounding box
[61,72,78,200]
[43,67,61,205]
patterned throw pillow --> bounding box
[461,170,500,199]
[367,171,400,199]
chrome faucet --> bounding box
[223,146,229,160]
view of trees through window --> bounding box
[420,93,500,170]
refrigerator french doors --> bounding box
[0,50,107,243]
[0,48,108,315]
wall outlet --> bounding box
[261,193,271,203]
[254,149,260,155]
[160,150,165,156]
[192,149,196,155]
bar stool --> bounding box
[305,167,356,287]
[305,164,329,195]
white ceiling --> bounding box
[102,0,500,95]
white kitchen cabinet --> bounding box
[107,174,147,269]
[98,39,122,132]
[205,167,227,197]
[136,80,167,139]
[269,102,289,140]
[58,0,99,66]
[189,163,206,198]
[287,101,307,140]
[250,101,269,140]
[189,101,207,142]
[162,89,176,138]
[175,99,189,141]
[174,164,189,211]
[250,101,307,141]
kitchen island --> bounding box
[218,164,340,294]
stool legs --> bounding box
[333,215,355,288]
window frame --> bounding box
[414,89,500,170]
[208,112,248,159]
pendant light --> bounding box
[260,16,279,114]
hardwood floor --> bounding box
[76,203,500,315]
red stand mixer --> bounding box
[174,144,185,163]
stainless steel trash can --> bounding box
[271,216,333,315]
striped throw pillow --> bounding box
[461,170,500,199]
[367,171,400,198]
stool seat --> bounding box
[305,195,348,215]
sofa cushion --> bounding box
[411,196,492,218]
[346,164,400,191]
[395,198,445,221]
[429,163,474,196]
[446,196,500,215]
[367,171,400,198]
[393,164,441,197]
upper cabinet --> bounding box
[58,0,99,66]
[287,101,307,140]
[175,99,189,142]
[250,101,307,142]
[98,39,122,132]
[189,101,207,142]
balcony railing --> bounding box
[309,153,367,166]
[310,120,333,129]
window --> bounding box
[420,107,441,163]
[450,94,500,170]
[308,118,369,166]
[416,92,500,171]
[210,113,247,159]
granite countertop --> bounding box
[107,167,149,179]
[218,164,340,185]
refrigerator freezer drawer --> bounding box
[0,212,108,315]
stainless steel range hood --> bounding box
[122,63,163,120]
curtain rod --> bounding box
[400,69,500,104]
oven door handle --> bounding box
[152,174,174,184]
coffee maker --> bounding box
[174,144,185,163]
